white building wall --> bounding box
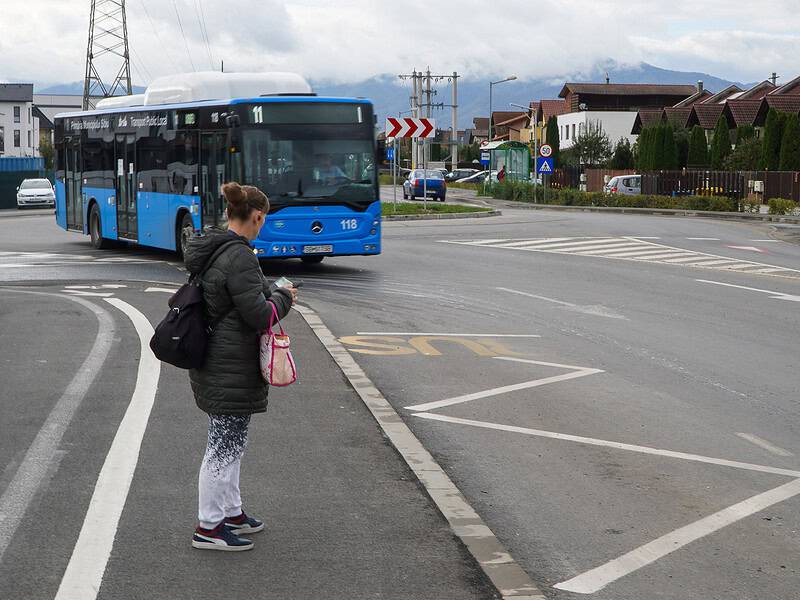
[0,100,39,158]
[556,111,638,150]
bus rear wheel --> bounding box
[89,204,112,250]
[177,212,194,260]
[301,256,324,265]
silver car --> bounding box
[604,175,641,195]
[17,179,55,208]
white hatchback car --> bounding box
[17,179,55,208]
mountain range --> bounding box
[33,62,747,130]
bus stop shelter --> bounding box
[481,141,530,181]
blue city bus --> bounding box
[53,72,381,263]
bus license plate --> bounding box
[303,245,333,254]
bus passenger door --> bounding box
[200,132,228,228]
[65,139,82,231]
[115,134,137,240]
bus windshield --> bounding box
[240,123,377,212]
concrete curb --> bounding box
[293,304,546,600]
[494,202,800,224]
[383,209,501,221]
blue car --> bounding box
[403,169,447,202]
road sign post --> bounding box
[385,118,436,211]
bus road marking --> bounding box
[405,356,604,412]
[553,478,800,594]
[736,433,794,457]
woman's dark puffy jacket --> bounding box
[184,230,293,415]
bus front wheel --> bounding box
[89,204,112,250]
[301,256,324,265]
[177,212,194,260]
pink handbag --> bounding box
[259,302,297,386]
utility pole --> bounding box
[398,69,460,167]
[83,0,133,110]
[452,71,458,168]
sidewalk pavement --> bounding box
[95,308,497,600]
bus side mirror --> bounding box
[225,114,241,128]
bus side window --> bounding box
[138,134,169,193]
[168,131,198,195]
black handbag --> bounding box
[149,240,240,369]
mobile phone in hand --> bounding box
[273,276,294,288]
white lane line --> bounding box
[144,287,179,294]
[563,243,649,254]
[627,252,702,261]
[516,239,626,250]
[411,413,800,478]
[554,478,800,594]
[592,249,690,258]
[64,290,114,297]
[54,298,161,600]
[405,357,604,412]
[630,236,661,239]
[497,286,627,320]
[751,239,782,243]
[696,279,800,302]
[0,290,115,563]
[574,245,657,256]
[687,237,721,240]
[736,433,794,457]
[354,332,541,338]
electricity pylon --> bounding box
[83,0,133,110]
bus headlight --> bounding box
[370,229,377,235]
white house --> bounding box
[0,84,40,158]
[557,111,638,150]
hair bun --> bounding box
[222,182,246,206]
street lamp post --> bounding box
[488,76,516,187]
[510,102,537,201]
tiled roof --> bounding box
[491,111,526,125]
[765,95,800,113]
[691,103,725,129]
[0,83,34,103]
[559,83,698,97]
[724,99,765,127]
[495,113,529,127]
[738,81,776,100]
[473,117,489,130]
[631,109,665,134]
[769,75,800,96]
[672,90,713,108]
[539,99,568,120]
[699,84,743,105]
[664,107,693,128]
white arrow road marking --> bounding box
[695,279,800,302]
[405,356,604,412]
[497,286,627,320]
[55,298,161,600]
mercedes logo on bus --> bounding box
[311,221,324,234]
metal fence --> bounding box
[641,170,800,201]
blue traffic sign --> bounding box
[536,157,554,174]
[386,147,395,161]
[480,151,491,166]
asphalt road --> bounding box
[2,202,800,599]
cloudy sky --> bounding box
[1,0,798,86]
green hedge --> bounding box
[768,198,799,215]
[485,182,740,212]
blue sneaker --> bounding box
[192,524,253,551]
[224,511,264,535]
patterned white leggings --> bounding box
[198,414,251,529]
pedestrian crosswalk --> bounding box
[439,237,800,278]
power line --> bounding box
[171,0,196,72]
[194,0,214,70]
[137,0,180,74]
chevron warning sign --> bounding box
[385,117,436,139]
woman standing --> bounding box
[184,182,297,551]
